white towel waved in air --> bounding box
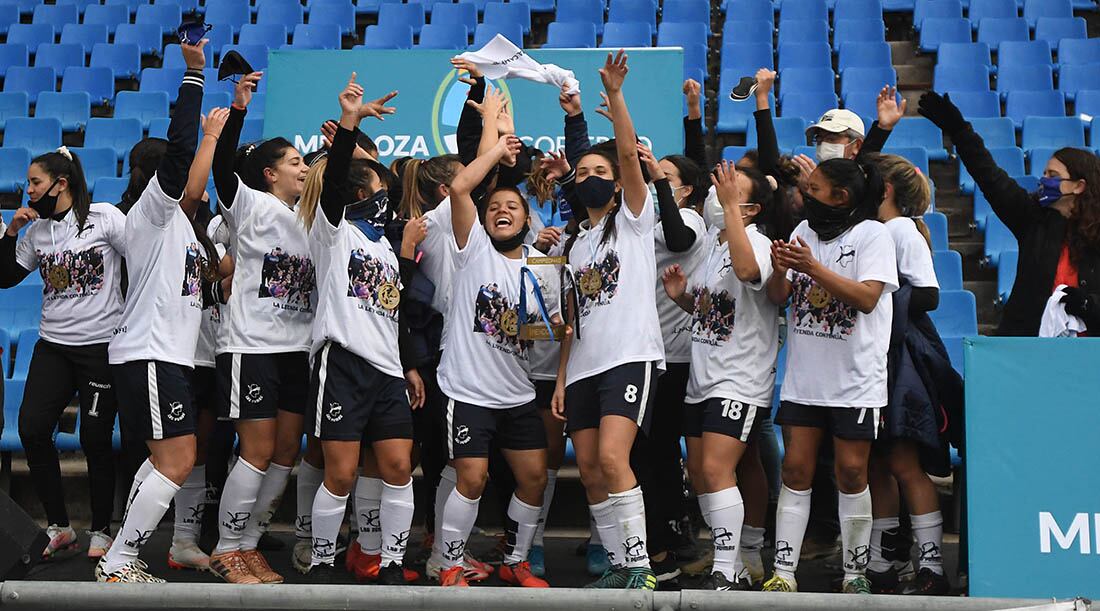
[1038,284,1087,338]
[456,34,580,94]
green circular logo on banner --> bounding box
[431,70,513,156]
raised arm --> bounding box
[452,58,486,167]
[683,79,706,168]
[752,69,781,178]
[600,50,647,217]
[450,135,522,250]
[183,107,229,217]
[713,162,762,283]
[212,71,262,208]
[0,211,34,288]
[158,41,208,202]
[640,142,695,252]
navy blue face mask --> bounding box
[1037,176,1066,207]
[346,190,390,241]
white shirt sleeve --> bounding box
[219,176,259,230]
[309,204,341,247]
[618,189,656,236]
[895,222,939,289]
[137,174,183,229]
[745,230,773,291]
[104,205,127,258]
[857,223,900,293]
[14,232,37,271]
[452,216,489,268]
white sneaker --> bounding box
[87,530,113,560]
[43,524,79,559]
[168,539,210,570]
[292,539,312,575]
[96,558,166,583]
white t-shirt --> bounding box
[109,175,204,367]
[219,178,315,354]
[194,216,227,369]
[565,193,666,384]
[438,221,551,409]
[885,217,939,289]
[309,209,404,379]
[654,207,708,363]
[417,199,455,317]
[780,220,899,408]
[525,253,562,381]
[684,225,779,406]
[15,202,126,346]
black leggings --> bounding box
[19,339,117,532]
[412,359,448,533]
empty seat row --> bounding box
[920,16,1088,52]
[933,63,1100,101]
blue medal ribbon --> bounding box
[518,266,556,340]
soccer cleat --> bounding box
[908,567,950,596]
[624,567,658,590]
[209,551,263,584]
[842,575,873,594]
[345,541,373,581]
[584,567,630,589]
[307,562,337,584]
[732,567,760,591]
[896,559,916,583]
[866,565,900,593]
[292,539,312,575]
[650,553,681,583]
[464,551,494,578]
[586,543,610,576]
[87,530,113,560]
[439,565,469,587]
[240,549,283,584]
[528,545,546,577]
[43,524,79,559]
[96,558,166,583]
[377,562,407,585]
[762,574,797,592]
[499,561,549,588]
[167,539,210,570]
[701,570,735,591]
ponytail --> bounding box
[816,157,885,224]
[298,157,327,232]
[31,148,92,233]
[399,158,425,219]
[119,138,168,214]
[863,152,934,249]
[189,206,221,283]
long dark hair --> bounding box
[119,138,168,214]
[32,149,92,233]
[815,157,886,225]
[661,154,707,210]
[563,149,622,258]
[739,166,795,241]
[237,137,296,193]
[1052,147,1100,266]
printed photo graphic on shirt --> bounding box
[790,271,857,339]
[471,283,532,357]
[258,247,316,312]
[181,243,202,297]
[691,286,736,346]
[576,249,621,316]
[346,249,401,321]
[36,247,105,300]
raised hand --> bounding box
[233,71,263,108]
[775,237,818,274]
[201,107,231,139]
[539,150,570,182]
[559,82,582,117]
[362,90,398,121]
[594,91,613,123]
[4,207,38,236]
[496,98,515,136]
[662,264,687,300]
[710,160,742,208]
[876,85,907,130]
[917,91,966,135]
[755,68,776,98]
[403,215,429,249]
[792,154,817,192]
[450,57,482,86]
[599,49,629,94]
[467,85,506,119]
[496,134,522,167]
[339,72,365,115]
[683,78,702,119]
[181,39,208,71]
[637,142,664,180]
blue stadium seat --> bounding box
[935,42,991,74]
[1059,64,1100,102]
[34,43,85,73]
[156,0,202,15]
[1021,117,1084,150]
[997,249,1017,304]
[1077,90,1100,124]
[115,24,164,58]
[473,22,524,47]
[1058,38,1100,67]
[960,146,1023,194]
[0,0,36,17]
[141,67,185,102]
[947,90,1000,117]
[663,0,710,30]
[607,0,654,33]
[434,2,479,36]
[680,43,708,82]
[882,145,930,175]
[914,0,963,30]
[1005,90,1065,129]
[241,117,264,143]
[202,23,235,59]
[256,0,304,28]
[135,4,184,37]
[205,0,251,34]
[967,0,1017,30]
[163,43,215,69]
[982,215,1016,267]
[833,19,886,48]
[92,176,128,204]
[484,2,532,36]
[244,92,263,120]
[924,211,949,252]
[658,22,708,49]
[1033,17,1086,45]
[3,66,55,105]
[220,45,271,71]
[996,64,1053,98]
[81,4,128,36]
[837,42,891,73]
[104,0,146,17]
[929,290,978,337]
[91,43,141,80]
[1023,0,1071,30]
[545,21,597,47]
[1013,175,1039,193]
[0,91,28,130]
[59,24,107,58]
[918,18,971,53]
[0,4,17,35]
[777,19,828,45]
[779,67,836,95]
[307,1,356,36]
[201,91,232,116]
[115,91,170,130]
[4,117,61,157]
[842,88,885,121]
[599,21,651,47]
[721,42,774,73]
[976,17,1028,52]
[747,116,807,151]
[719,20,773,47]
[889,117,948,161]
[378,3,426,36]
[292,23,343,49]
[32,4,79,29]
[781,91,839,122]
[353,0,383,16]
[61,66,114,107]
[8,25,57,56]
[840,66,896,98]
[85,117,144,162]
[0,42,28,79]
[1028,147,1064,178]
[456,0,491,16]
[69,146,117,187]
[717,72,772,133]
[361,24,414,49]
[833,0,884,22]
[779,0,827,23]
[933,249,963,290]
[239,24,289,48]
[998,40,1052,72]
[13,327,41,377]
[969,117,1016,147]
[417,23,468,49]
[0,147,30,192]
[34,91,90,132]
[57,0,101,14]
[778,42,831,71]
[723,0,773,23]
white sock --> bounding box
[773,485,812,581]
[740,524,766,582]
[911,511,944,575]
[381,479,414,566]
[609,486,649,569]
[103,468,180,574]
[697,492,712,527]
[869,516,900,573]
[172,465,206,543]
[213,458,265,555]
[839,487,873,580]
[589,499,621,568]
[295,459,324,541]
[125,459,155,517]
[589,510,602,546]
[439,488,479,569]
[504,494,541,565]
[239,462,291,551]
[430,465,458,564]
[532,469,557,547]
[354,477,384,554]
[706,487,744,581]
[310,483,348,566]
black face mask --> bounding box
[490,224,530,252]
[575,176,617,209]
[802,193,862,242]
[30,178,62,218]
[346,189,390,241]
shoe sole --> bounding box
[167,558,210,571]
[654,566,682,582]
[43,543,80,560]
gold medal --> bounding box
[808,284,831,309]
[48,266,70,291]
[500,309,519,337]
[377,282,400,310]
[580,269,603,296]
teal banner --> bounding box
[263,48,685,164]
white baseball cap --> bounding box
[806,109,866,140]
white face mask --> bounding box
[816,141,848,162]
[703,187,724,229]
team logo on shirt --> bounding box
[166,401,185,422]
[181,243,203,297]
[258,247,316,313]
[576,250,621,316]
[691,286,736,346]
[37,247,105,300]
[836,245,856,268]
[346,249,401,321]
[789,272,857,340]
[471,283,534,357]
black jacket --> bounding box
[952,123,1100,336]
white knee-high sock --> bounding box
[609,487,649,569]
[310,483,348,566]
[103,468,179,574]
[773,485,812,581]
[239,462,291,551]
[869,516,900,573]
[173,465,207,543]
[430,466,458,564]
[125,458,155,517]
[354,476,384,554]
[706,486,745,581]
[740,524,766,583]
[532,469,557,547]
[589,498,621,568]
[439,488,479,569]
[213,458,265,555]
[839,487,873,580]
[295,459,324,541]
[380,479,415,566]
[697,492,712,527]
[588,510,602,546]
[504,495,541,565]
[911,511,944,575]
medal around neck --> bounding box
[517,256,573,342]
